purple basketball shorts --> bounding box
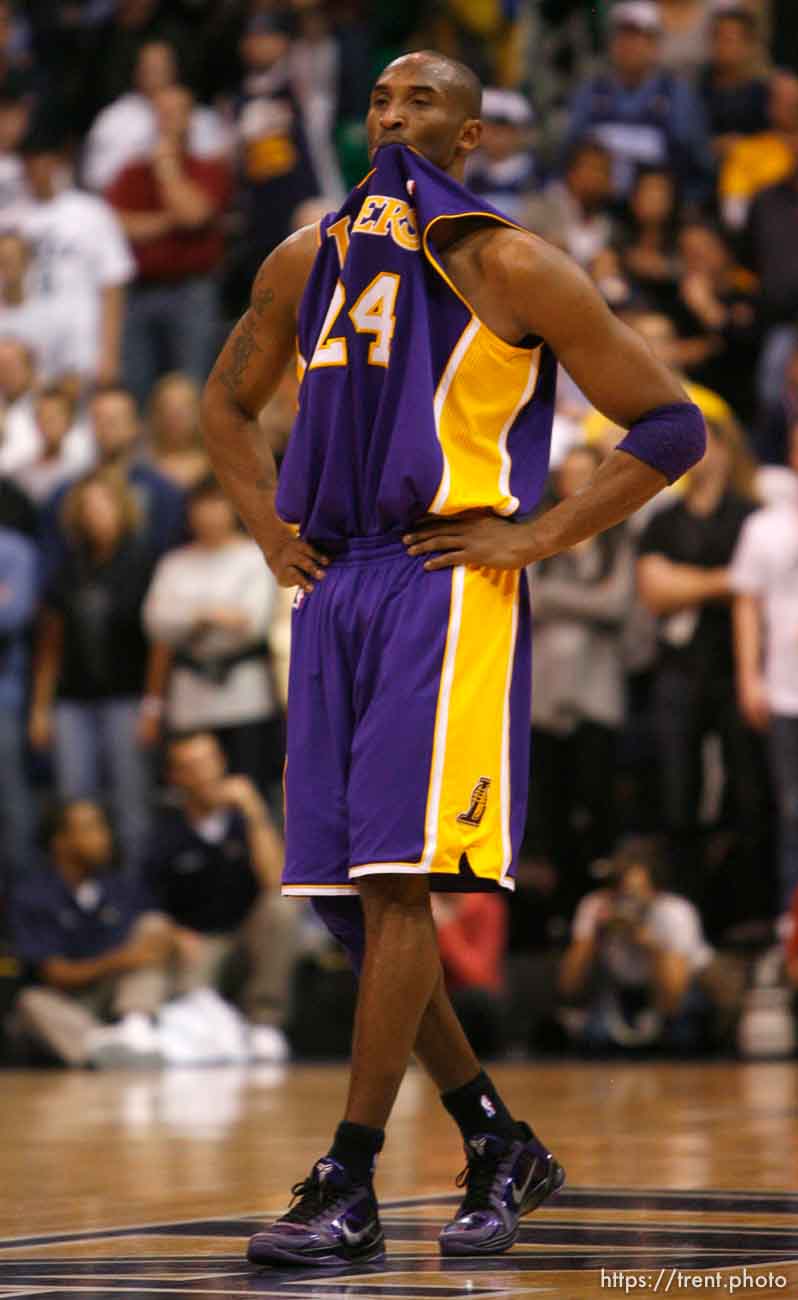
[281,535,531,896]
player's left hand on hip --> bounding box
[403,514,528,571]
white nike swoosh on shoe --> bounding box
[510,1162,541,1208]
[341,1219,378,1246]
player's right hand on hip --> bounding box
[268,537,330,592]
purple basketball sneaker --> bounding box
[439,1123,565,1257]
[248,1157,385,1267]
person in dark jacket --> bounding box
[29,471,157,868]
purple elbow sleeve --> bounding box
[617,401,706,484]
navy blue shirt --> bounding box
[697,69,769,139]
[563,69,715,203]
[144,805,260,935]
[12,864,149,974]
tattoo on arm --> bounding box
[252,284,275,317]
[217,275,276,401]
[219,310,263,401]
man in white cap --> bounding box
[466,87,536,223]
[562,1,714,204]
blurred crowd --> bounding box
[0,0,798,1066]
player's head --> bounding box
[367,50,482,179]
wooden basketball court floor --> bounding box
[1,1061,797,1300]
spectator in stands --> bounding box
[698,7,769,158]
[229,12,319,298]
[41,384,185,579]
[465,88,536,225]
[79,0,194,131]
[432,892,508,1058]
[0,0,38,104]
[29,472,157,869]
[562,0,714,205]
[528,445,635,908]
[146,372,209,492]
[657,0,712,77]
[0,233,94,392]
[107,85,231,405]
[289,1,346,203]
[505,857,564,1054]
[720,69,798,233]
[13,386,93,505]
[0,84,29,216]
[145,731,296,1061]
[757,342,798,468]
[83,40,229,194]
[142,476,282,799]
[0,471,35,539]
[584,308,743,455]
[558,838,735,1052]
[731,421,798,914]
[637,419,770,913]
[740,80,798,414]
[10,799,174,1067]
[615,165,681,317]
[0,521,36,882]
[672,219,760,427]
[18,120,133,387]
[0,336,39,475]
[526,140,615,269]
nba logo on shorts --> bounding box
[457,777,491,827]
[480,1094,497,1119]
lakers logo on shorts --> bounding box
[457,777,491,827]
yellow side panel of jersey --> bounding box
[431,323,541,517]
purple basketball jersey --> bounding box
[276,144,557,543]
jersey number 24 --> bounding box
[308,272,400,371]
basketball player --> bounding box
[202,52,705,1266]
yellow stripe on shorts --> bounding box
[421,564,519,884]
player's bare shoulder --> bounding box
[439,220,577,346]
[205,221,324,416]
[253,221,321,320]
[472,221,618,349]
[478,225,589,307]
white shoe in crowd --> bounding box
[248,1024,290,1064]
[86,1012,163,1069]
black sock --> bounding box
[328,1121,384,1185]
[441,1070,522,1143]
